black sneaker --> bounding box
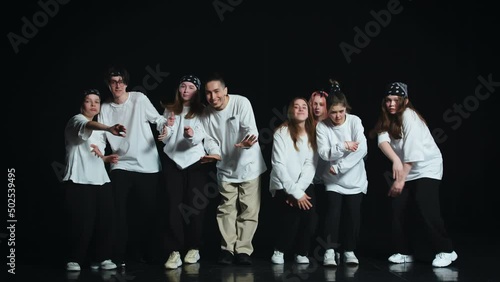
[217,250,234,265]
[235,253,252,265]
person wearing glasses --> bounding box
[98,66,168,267]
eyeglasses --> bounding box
[109,80,125,86]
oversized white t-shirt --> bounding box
[98,91,167,173]
[63,114,110,185]
[378,108,443,181]
[201,94,267,182]
[316,114,368,195]
[161,106,206,169]
[269,126,317,200]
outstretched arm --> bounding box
[86,121,126,137]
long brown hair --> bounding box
[275,97,317,151]
[162,86,204,119]
[369,96,426,139]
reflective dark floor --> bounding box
[11,233,499,282]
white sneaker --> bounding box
[295,254,309,264]
[165,251,182,269]
[184,249,200,264]
[388,253,414,264]
[66,262,81,271]
[323,249,337,266]
[100,259,117,270]
[343,251,359,265]
[432,251,458,267]
[271,250,284,264]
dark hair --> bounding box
[80,88,101,118]
[204,72,226,88]
[104,66,130,85]
[82,88,100,97]
[326,80,351,113]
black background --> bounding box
[3,0,499,271]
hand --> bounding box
[102,154,119,164]
[200,154,221,163]
[345,141,359,152]
[392,160,404,182]
[167,111,175,127]
[388,180,405,197]
[157,124,168,141]
[90,144,104,158]
[329,165,337,175]
[108,124,126,137]
[296,194,313,210]
[285,195,297,207]
[184,126,194,138]
[235,134,258,148]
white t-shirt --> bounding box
[201,94,267,182]
[161,106,206,169]
[377,108,443,181]
[63,114,110,185]
[316,114,368,195]
[269,126,317,200]
[98,91,167,173]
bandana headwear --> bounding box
[82,88,100,97]
[386,82,408,97]
[180,75,201,90]
[328,79,342,96]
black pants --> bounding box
[391,178,453,254]
[323,191,363,251]
[64,181,114,265]
[162,156,210,254]
[110,169,160,262]
[273,185,316,256]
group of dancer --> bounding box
[61,67,458,273]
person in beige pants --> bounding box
[200,73,267,265]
